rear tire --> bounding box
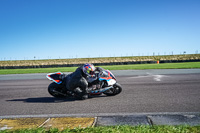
[48,82,66,98]
[103,83,122,96]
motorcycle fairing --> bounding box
[99,70,115,80]
[107,79,117,86]
[99,70,117,86]
[46,72,63,84]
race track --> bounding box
[0,69,200,117]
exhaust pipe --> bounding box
[90,86,113,94]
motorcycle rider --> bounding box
[65,63,103,100]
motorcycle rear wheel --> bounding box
[103,83,122,96]
[48,82,66,98]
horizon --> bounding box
[0,53,199,62]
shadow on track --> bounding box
[6,95,107,103]
[7,97,76,103]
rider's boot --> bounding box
[92,85,96,90]
[74,88,89,100]
[96,84,101,89]
[81,94,88,100]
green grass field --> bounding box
[0,62,200,75]
[1,125,200,133]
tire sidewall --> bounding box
[48,82,66,98]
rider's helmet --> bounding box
[82,63,96,76]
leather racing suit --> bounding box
[65,65,103,99]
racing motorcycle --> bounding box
[46,69,122,99]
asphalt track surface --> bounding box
[0,69,200,118]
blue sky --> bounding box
[0,0,200,60]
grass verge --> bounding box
[0,62,200,75]
[0,125,200,133]
[1,54,200,68]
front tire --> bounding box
[48,82,66,98]
[103,83,122,96]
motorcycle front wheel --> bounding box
[48,82,66,98]
[103,83,122,96]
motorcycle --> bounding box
[46,69,122,99]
